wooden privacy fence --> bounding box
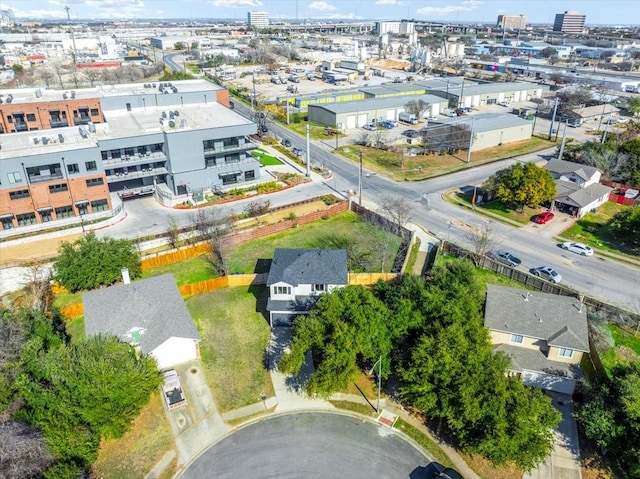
[60,271,398,319]
[139,200,349,270]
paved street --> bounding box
[179,412,437,479]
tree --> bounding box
[466,221,496,266]
[16,333,161,473]
[575,362,640,476]
[379,195,412,235]
[487,162,556,211]
[189,208,233,276]
[627,96,640,119]
[278,286,393,397]
[0,420,54,479]
[404,99,430,117]
[608,208,640,247]
[173,41,187,50]
[53,232,141,292]
[540,47,558,58]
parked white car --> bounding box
[560,242,594,256]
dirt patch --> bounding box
[368,58,412,70]
[0,233,83,267]
[615,345,639,363]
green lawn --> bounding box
[186,286,274,411]
[227,211,401,274]
[394,419,455,469]
[451,191,540,226]
[251,149,284,165]
[141,256,216,285]
[65,316,85,343]
[599,324,640,376]
[561,202,638,257]
[437,255,530,290]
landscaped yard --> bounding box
[141,256,216,285]
[561,202,638,258]
[186,285,274,412]
[92,392,176,479]
[251,148,284,166]
[335,137,555,181]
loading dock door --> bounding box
[387,110,395,120]
[357,114,368,127]
[346,115,356,129]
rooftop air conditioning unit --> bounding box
[33,137,40,145]
[161,111,167,118]
[70,91,76,98]
[88,122,96,133]
[58,133,65,143]
[174,110,179,116]
[35,89,42,98]
[168,119,176,128]
[63,92,68,99]
[42,137,49,144]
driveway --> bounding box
[164,361,230,466]
[524,392,582,479]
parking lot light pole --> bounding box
[305,124,311,178]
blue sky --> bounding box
[2,0,638,25]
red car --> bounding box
[534,211,555,224]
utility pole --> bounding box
[358,149,363,206]
[548,97,559,140]
[251,72,256,113]
[466,116,475,163]
[286,96,290,125]
[601,111,613,143]
[305,124,311,178]
[557,121,569,160]
[65,5,78,66]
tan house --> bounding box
[484,285,589,395]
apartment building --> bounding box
[247,11,269,30]
[553,11,586,34]
[0,80,259,231]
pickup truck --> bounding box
[162,369,187,410]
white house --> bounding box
[266,248,348,327]
[545,159,612,218]
[83,273,200,370]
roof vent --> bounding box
[5,96,11,104]
[174,110,179,116]
[161,111,167,118]
[88,122,96,133]
[169,111,174,119]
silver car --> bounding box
[530,266,562,283]
[492,250,522,267]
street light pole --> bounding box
[369,355,382,413]
[358,149,363,206]
[466,116,475,163]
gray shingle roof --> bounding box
[266,248,348,287]
[555,180,612,208]
[545,159,599,181]
[484,285,589,351]
[83,274,199,355]
[494,344,583,379]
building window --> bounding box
[312,284,326,292]
[86,177,104,187]
[245,170,255,181]
[509,334,524,344]
[26,113,36,122]
[39,210,53,222]
[126,103,131,112]
[16,213,37,226]
[225,154,240,164]
[275,286,291,295]
[85,161,97,171]
[49,183,69,193]
[26,164,62,182]
[90,108,99,116]
[7,172,21,184]
[558,348,574,358]
[9,189,30,200]
[67,163,80,174]
[205,156,217,168]
[77,202,89,215]
[1,216,14,230]
[221,174,239,186]
[223,137,240,148]
[91,199,108,211]
[55,205,74,218]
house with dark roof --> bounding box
[83,273,200,370]
[545,159,612,218]
[484,285,589,395]
[266,248,348,327]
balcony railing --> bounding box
[106,166,168,183]
[28,172,64,184]
[102,151,167,167]
[74,117,91,125]
[50,120,69,128]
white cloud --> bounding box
[309,1,337,12]
[374,0,403,4]
[209,0,263,6]
[11,8,67,19]
[417,1,484,17]
[310,12,362,20]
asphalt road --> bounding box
[180,412,436,479]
